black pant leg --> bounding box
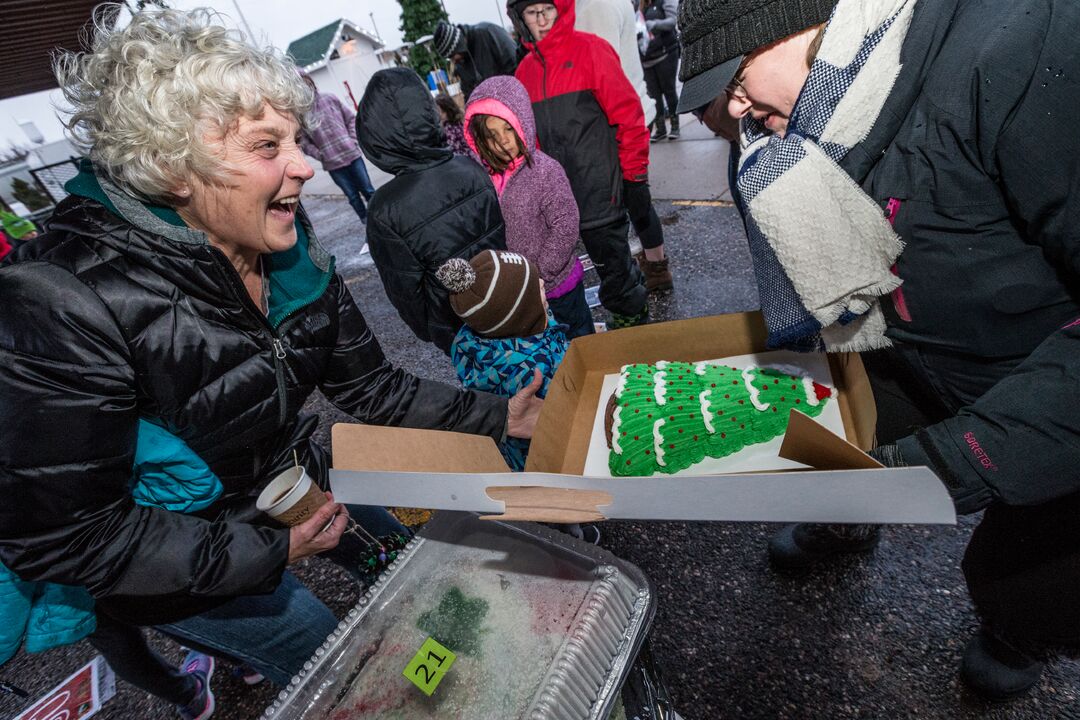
[658,51,681,119]
[643,64,663,121]
[547,281,596,339]
[579,218,648,318]
[89,613,197,706]
[963,492,1080,651]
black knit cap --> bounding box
[677,0,838,112]
[433,20,466,58]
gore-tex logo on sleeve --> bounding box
[964,432,998,472]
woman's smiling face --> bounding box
[725,27,818,136]
[176,104,314,262]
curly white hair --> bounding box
[54,5,314,204]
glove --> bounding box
[868,444,905,467]
[872,440,988,515]
[622,179,653,224]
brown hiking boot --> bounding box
[635,253,674,293]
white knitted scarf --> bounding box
[737,0,918,352]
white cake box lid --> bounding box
[261,512,655,720]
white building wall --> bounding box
[311,36,393,110]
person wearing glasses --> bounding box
[678,0,1080,703]
[509,0,675,322]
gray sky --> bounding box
[0,0,507,148]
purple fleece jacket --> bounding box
[465,76,583,297]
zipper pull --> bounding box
[272,338,287,360]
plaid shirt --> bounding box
[300,92,364,171]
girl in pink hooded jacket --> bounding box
[464,75,595,339]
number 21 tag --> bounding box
[403,637,456,696]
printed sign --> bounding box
[15,657,115,720]
[402,637,456,696]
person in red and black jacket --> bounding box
[509,0,656,327]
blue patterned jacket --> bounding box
[451,317,568,470]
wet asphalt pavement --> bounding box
[2,193,1077,720]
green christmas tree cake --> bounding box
[604,361,833,476]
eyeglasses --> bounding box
[724,56,752,101]
[522,5,558,22]
[725,74,748,101]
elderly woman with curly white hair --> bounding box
[0,6,542,717]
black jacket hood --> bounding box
[357,68,452,175]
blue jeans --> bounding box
[328,157,376,224]
[157,504,407,687]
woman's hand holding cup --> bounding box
[256,465,348,564]
[287,495,347,564]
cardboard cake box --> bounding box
[330,312,956,526]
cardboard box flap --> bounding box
[331,423,510,473]
[779,409,883,470]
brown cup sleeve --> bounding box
[272,482,328,527]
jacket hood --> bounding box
[356,68,453,175]
[463,76,538,159]
[510,0,576,52]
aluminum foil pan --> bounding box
[261,512,654,720]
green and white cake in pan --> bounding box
[604,361,833,476]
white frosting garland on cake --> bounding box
[742,367,771,411]
[802,377,822,406]
[654,371,668,405]
[699,390,715,433]
[611,406,623,454]
[694,362,708,376]
[653,419,667,467]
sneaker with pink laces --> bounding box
[176,650,215,720]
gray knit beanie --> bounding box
[677,0,837,112]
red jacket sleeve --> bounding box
[588,39,649,181]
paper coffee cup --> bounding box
[256,466,327,527]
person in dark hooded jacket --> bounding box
[357,67,508,356]
[679,0,1080,702]
[432,20,520,99]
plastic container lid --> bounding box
[262,512,655,719]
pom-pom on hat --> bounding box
[433,21,466,59]
[437,250,547,339]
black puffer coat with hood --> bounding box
[357,68,507,355]
[0,164,507,625]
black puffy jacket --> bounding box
[0,167,507,625]
[357,68,506,355]
[456,22,520,99]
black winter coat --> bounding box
[357,68,506,356]
[456,22,519,100]
[0,169,507,625]
[838,0,1080,511]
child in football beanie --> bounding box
[437,249,569,471]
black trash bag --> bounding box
[619,639,680,720]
